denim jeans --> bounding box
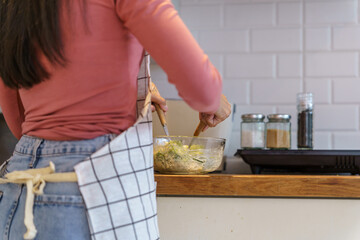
[0,134,115,240]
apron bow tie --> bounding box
[0,162,77,240]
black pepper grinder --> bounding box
[297,92,313,149]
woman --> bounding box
[0,0,231,239]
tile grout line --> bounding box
[302,0,306,92]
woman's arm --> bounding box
[115,0,222,114]
[0,81,24,139]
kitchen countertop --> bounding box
[155,173,360,199]
[155,157,360,199]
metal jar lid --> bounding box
[267,114,291,122]
[241,113,265,121]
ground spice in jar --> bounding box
[265,114,291,149]
[266,129,291,149]
[297,93,313,149]
[297,109,313,148]
[241,130,265,149]
[241,114,265,149]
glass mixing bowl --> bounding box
[153,136,226,174]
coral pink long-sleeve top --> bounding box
[0,0,222,141]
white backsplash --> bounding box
[151,0,360,155]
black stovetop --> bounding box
[235,149,360,175]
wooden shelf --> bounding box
[155,174,360,199]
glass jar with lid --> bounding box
[241,114,265,149]
[266,114,291,149]
[297,92,313,149]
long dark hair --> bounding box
[0,0,66,89]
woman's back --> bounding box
[19,0,141,140]
[0,0,222,141]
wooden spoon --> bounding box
[154,103,169,136]
[188,121,207,148]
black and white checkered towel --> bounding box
[74,53,160,240]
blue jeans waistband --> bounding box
[14,134,117,157]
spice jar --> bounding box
[297,93,313,149]
[266,114,291,149]
[241,114,265,149]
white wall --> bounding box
[151,0,360,154]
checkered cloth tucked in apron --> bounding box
[74,52,160,240]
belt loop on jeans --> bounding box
[108,133,117,141]
[28,139,44,169]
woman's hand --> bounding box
[150,82,168,113]
[199,94,231,132]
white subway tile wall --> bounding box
[225,54,275,78]
[278,2,302,25]
[305,52,358,77]
[305,1,357,24]
[152,0,360,155]
[252,28,302,51]
[305,28,331,51]
[278,54,302,77]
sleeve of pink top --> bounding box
[0,80,24,139]
[115,0,222,114]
